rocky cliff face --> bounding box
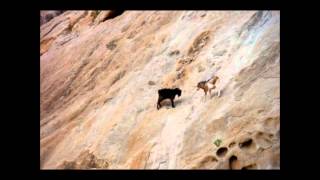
[40,11,280,169]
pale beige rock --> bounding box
[40,10,280,169]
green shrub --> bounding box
[213,139,222,147]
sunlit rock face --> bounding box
[40,11,280,169]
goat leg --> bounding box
[157,98,162,110]
[171,98,175,108]
[204,90,207,101]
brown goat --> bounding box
[197,76,220,100]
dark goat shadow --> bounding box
[159,97,186,109]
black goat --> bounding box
[157,88,182,110]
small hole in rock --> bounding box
[168,50,180,56]
[257,147,265,153]
[148,81,156,86]
[229,155,238,169]
[228,142,236,148]
[197,155,218,169]
[268,134,274,138]
[239,138,253,149]
[216,147,228,157]
[257,131,263,136]
[106,40,117,50]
